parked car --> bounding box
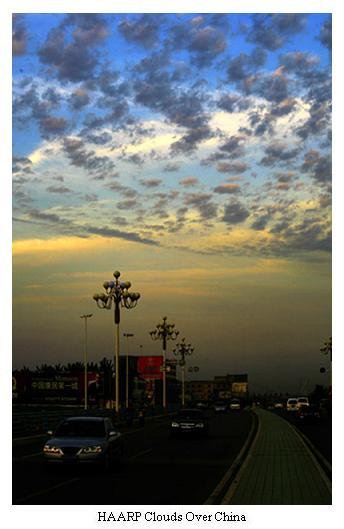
[213,400,228,413]
[170,409,208,437]
[43,416,123,468]
[297,396,310,409]
[229,398,241,411]
[286,398,298,412]
[297,405,321,422]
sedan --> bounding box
[43,416,123,469]
[170,409,208,437]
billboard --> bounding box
[137,355,163,380]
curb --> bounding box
[203,408,259,505]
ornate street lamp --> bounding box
[80,313,93,411]
[149,316,179,410]
[320,336,332,362]
[93,271,140,413]
[173,338,194,406]
[123,332,134,409]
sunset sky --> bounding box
[12,11,332,393]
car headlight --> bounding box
[171,422,180,428]
[195,423,205,428]
[78,445,103,454]
[43,445,63,454]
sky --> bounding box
[12,11,332,393]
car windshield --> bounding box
[177,410,203,420]
[288,399,297,404]
[54,419,106,437]
[298,398,308,403]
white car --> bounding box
[297,396,310,409]
[229,399,241,411]
[286,398,298,412]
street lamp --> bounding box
[93,271,140,413]
[80,314,93,411]
[320,336,332,362]
[149,316,179,410]
[123,332,134,409]
[173,338,194,406]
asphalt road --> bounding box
[13,409,252,505]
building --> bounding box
[185,374,248,403]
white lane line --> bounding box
[128,448,153,460]
[16,477,80,504]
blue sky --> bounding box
[12,11,332,392]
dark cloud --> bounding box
[69,88,90,110]
[251,214,271,231]
[260,142,301,167]
[13,14,27,56]
[295,101,330,140]
[216,161,248,174]
[84,131,112,145]
[280,51,319,75]
[38,15,108,82]
[217,93,252,113]
[139,179,162,188]
[118,15,161,48]
[179,177,199,187]
[12,156,33,176]
[214,183,241,195]
[301,150,331,184]
[318,17,332,51]
[83,223,159,246]
[222,200,250,224]
[39,116,69,138]
[184,192,217,220]
[247,14,307,51]
[163,162,182,172]
[27,208,65,224]
[117,199,139,210]
[63,137,116,175]
[46,185,73,194]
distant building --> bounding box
[185,374,248,402]
[185,380,214,401]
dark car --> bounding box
[297,405,321,422]
[170,409,208,437]
[43,416,123,469]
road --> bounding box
[13,409,252,505]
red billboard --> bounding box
[137,355,163,380]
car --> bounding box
[170,409,208,437]
[229,398,241,411]
[273,402,284,409]
[286,398,298,412]
[297,396,310,409]
[213,400,228,413]
[43,416,123,469]
[297,405,321,422]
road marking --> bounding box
[128,448,153,460]
[13,452,42,461]
[16,477,80,504]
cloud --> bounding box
[184,192,218,220]
[38,15,108,82]
[216,161,248,174]
[46,185,73,194]
[222,200,250,224]
[13,15,28,55]
[118,14,161,48]
[301,150,331,184]
[69,88,90,110]
[139,178,162,188]
[260,141,301,167]
[179,177,199,187]
[247,14,307,51]
[39,116,69,138]
[214,183,241,195]
[318,17,332,51]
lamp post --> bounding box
[123,332,134,409]
[93,271,140,413]
[149,317,179,410]
[173,338,194,406]
[80,313,93,411]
